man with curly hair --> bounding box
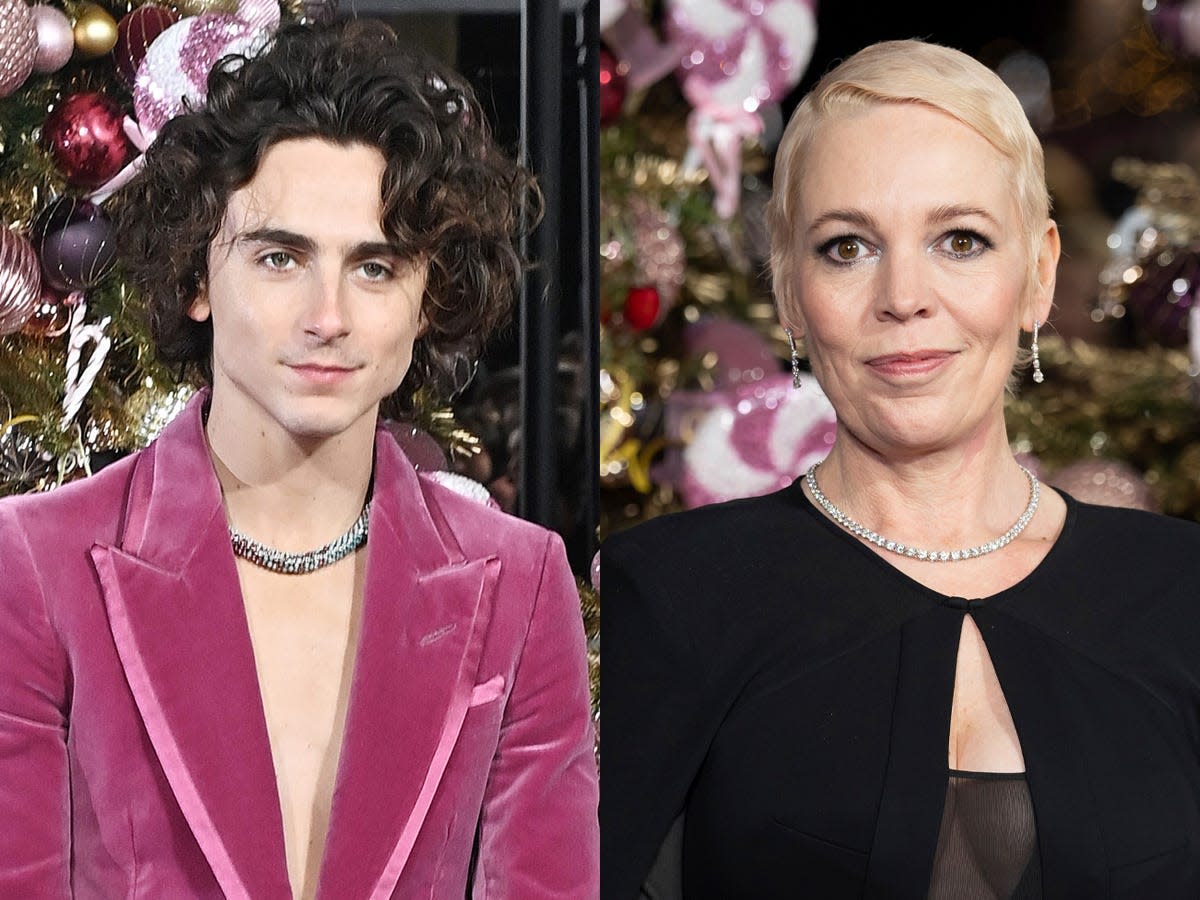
[0,20,598,899]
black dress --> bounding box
[600,481,1200,899]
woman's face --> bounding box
[786,102,1058,460]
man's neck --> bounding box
[203,399,377,552]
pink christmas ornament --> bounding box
[30,4,73,74]
[673,372,837,508]
[133,13,262,139]
[0,227,42,335]
[683,315,778,387]
[602,2,679,90]
[667,0,817,218]
[0,0,37,98]
[1048,459,1159,512]
[629,195,685,305]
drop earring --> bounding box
[785,328,802,390]
[1031,320,1044,384]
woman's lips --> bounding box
[865,350,956,377]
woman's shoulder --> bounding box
[603,484,810,565]
[1062,494,1200,564]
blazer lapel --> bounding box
[315,430,501,900]
[90,392,292,899]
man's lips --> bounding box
[865,350,957,375]
[287,363,359,383]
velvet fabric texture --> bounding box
[0,392,599,898]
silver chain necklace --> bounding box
[805,461,1039,562]
[228,500,372,575]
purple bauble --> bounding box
[32,197,116,292]
[31,4,73,74]
[1122,250,1199,347]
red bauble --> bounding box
[599,45,627,127]
[42,91,133,189]
[113,4,178,86]
[624,285,661,330]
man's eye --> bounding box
[361,261,393,280]
[260,251,294,269]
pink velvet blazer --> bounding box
[0,393,599,898]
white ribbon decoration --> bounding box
[60,296,112,430]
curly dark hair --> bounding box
[115,18,539,416]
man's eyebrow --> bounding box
[234,229,402,259]
[235,228,315,252]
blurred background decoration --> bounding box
[598,0,1200,543]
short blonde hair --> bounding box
[766,39,1051,320]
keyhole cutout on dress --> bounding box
[947,615,1025,773]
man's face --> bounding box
[190,137,427,444]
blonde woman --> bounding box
[602,39,1200,899]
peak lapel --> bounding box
[90,392,291,899]
[316,430,501,900]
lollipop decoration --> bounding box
[676,372,836,508]
[89,0,281,203]
[666,0,817,218]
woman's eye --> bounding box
[836,239,862,261]
[821,237,868,263]
[941,231,990,257]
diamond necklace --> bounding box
[228,499,371,575]
[805,461,1039,562]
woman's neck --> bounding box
[812,418,1033,552]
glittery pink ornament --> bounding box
[683,316,778,387]
[0,0,37,98]
[667,0,816,115]
[30,4,74,74]
[629,195,685,306]
[667,0,817,218]
[0,227,42,335]
[590,550,600,590]
[672,372,837,508]
[1048,459,1159,512]
[133,12,265,139]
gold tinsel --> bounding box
[1005,334,1200,521]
